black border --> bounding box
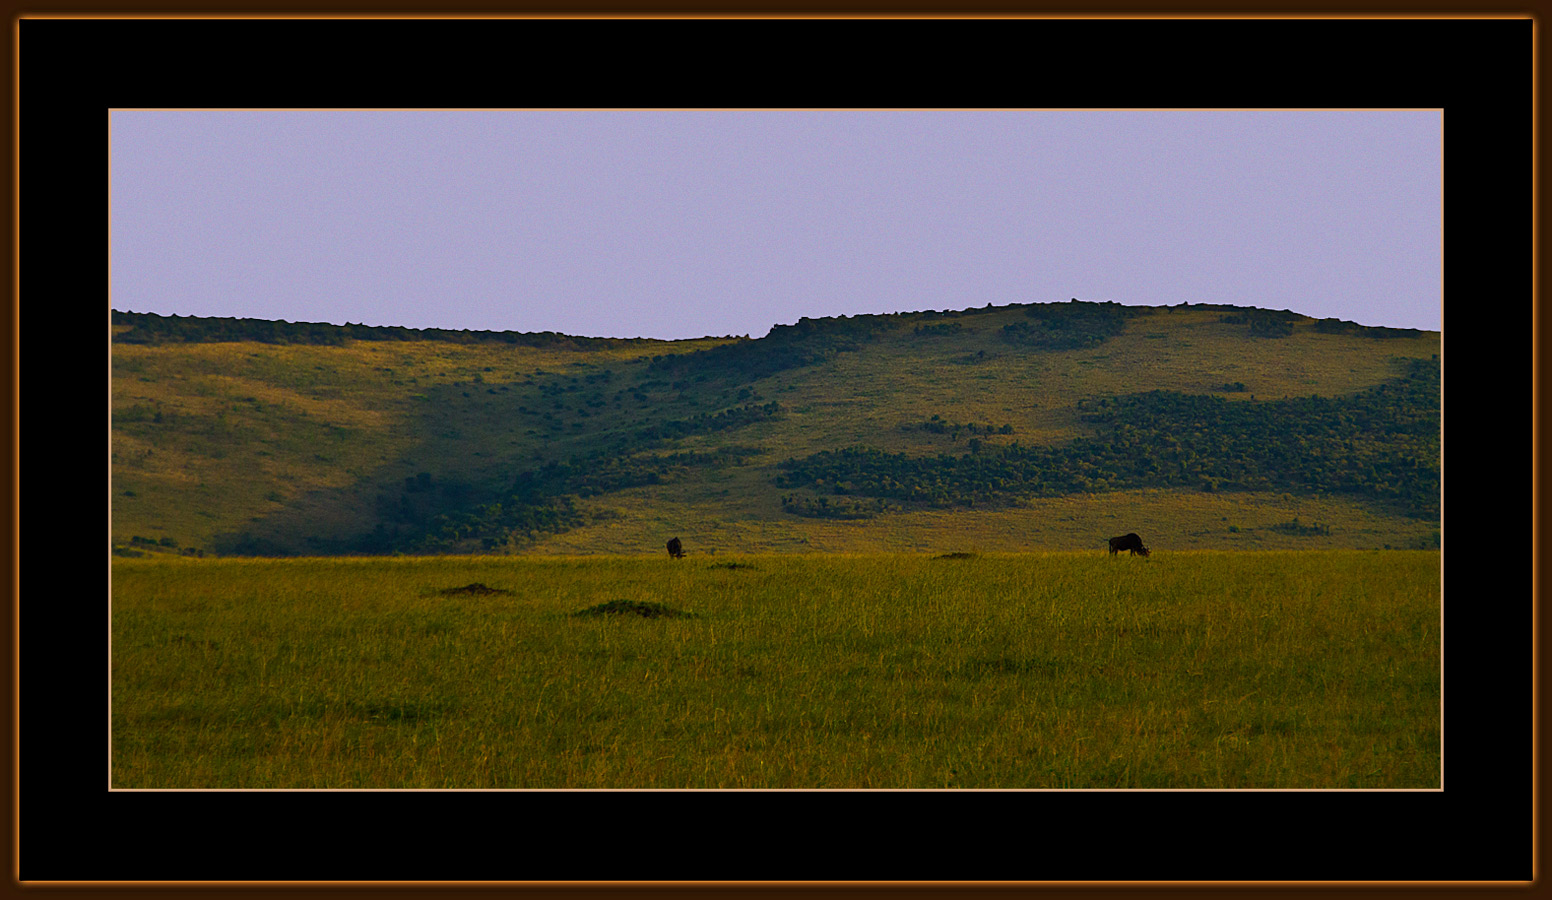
[17,15,1531,885]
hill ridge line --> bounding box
[109,301,1432,347]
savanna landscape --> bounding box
[110,300,1442,789]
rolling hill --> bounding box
[109,300,1440,557]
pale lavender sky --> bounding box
[110,109,1441,340]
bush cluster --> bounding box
[635,402,783,443]
[1270,518,1332,536]
[123,535,179,549]
[112,310,635,351]
[1218,309,1303,338]
[776,356,1439,519]
[1000,300,1145,350]
[912,322,964,337]
[779,494,896,520]
[903,417,1014,437]
[1313,318,1426,340]
[647,314,887,382]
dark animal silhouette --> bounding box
[666,537,684,559]
[1108,533,1150,557]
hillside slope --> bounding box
[109,301,1440,557]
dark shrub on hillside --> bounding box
[913,322,964,337]
[647,314,888,382]
[111,310,641,351]
[1001,300,1147,350]
[779,494,892,519]
[776,356,1439,519]
[1218,309,1302,338]
[1269,518,1332,536]
[1313,318,1426,340]
[904,418,1014,437]
[635,402,783,443]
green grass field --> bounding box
[111,550,1440,789]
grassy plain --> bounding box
[112,550,1440,789]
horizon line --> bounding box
[107,299,1438,343]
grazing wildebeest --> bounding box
[666,537,684,559]
[1108,533,1150,557]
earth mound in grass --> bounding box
[438,582,512,596]
[708,561,756,570]
[933,552,978,560]
[572,600,698,619]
